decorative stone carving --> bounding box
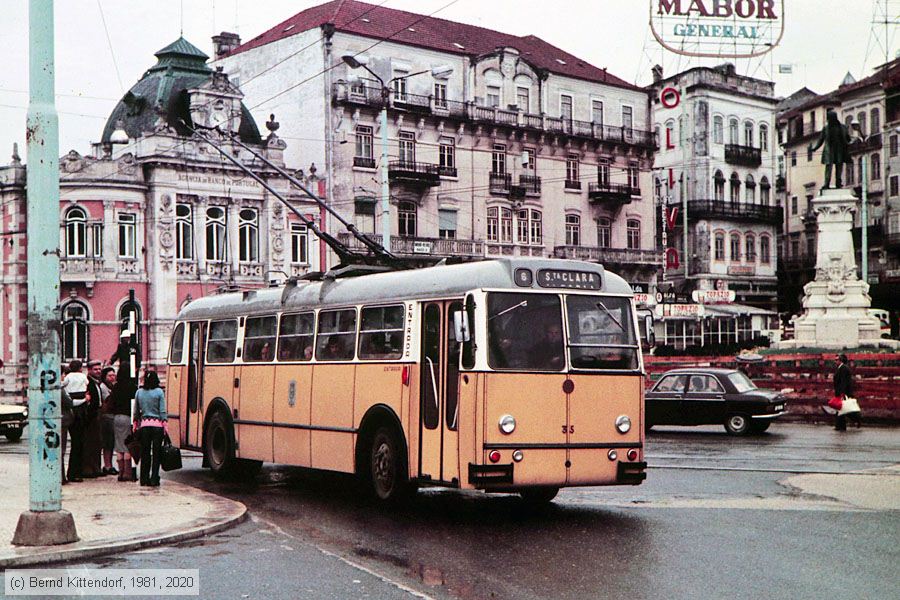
[272,234,284,254]
[176,261,197,277]
[117,153,137,175]
[159,229,174,250]
[62,150,84,173]
[159,194,173,216]
[239,263,263,277]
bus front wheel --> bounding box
[519,486,559,506]
[369,426,412,504]
[205,410,236,478]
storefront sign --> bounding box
[728,265,756,276]
[656,303,705,318]
[634,293,651,306]
[692,289,736,304]
[650,0,785,58]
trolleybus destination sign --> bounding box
[650,0,784,58]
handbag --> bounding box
[827,396,843,410]
[124,431,141,463]
[160,434,182,472]
[839,396,861,416]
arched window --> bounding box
[712,115,724,144]
[871,108,880,135]
[745,174,756,203]
[847,160,855,185]
[729,118,739,144]
[745,234,756,262]
[119,298,142,349]
[856,112,866,136]
[597,217,611,248]
[760,176,771,205]
[176,203,193,260]
[744,121,754,147]
[626,219,641,250]
[654,177,662,200]
[714,170,725,201]
[398,201,417,237]
[714,232,725,261]
[872,153,881,180]
[206,206,226,261]
[759,124,769,152]
[238,208,259,262]
[61,301,89,361]
[65,207,87,258]
[565,214,581,246]
[730,233,741,262]
[730,172,741,203]
[760,235,771,264]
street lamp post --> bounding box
[341,55,452,250]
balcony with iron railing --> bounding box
[553,245,664,266]
[588,181,638,207]
[519,174,541,196]
[886,231,900,249]
[685,199,783,225]
[724,144,762,167]
[334,83,657,150]
[353,156,376,169]
[849,133,882,154]
[337,232,484,259]
[388,160,441,186]
[489,172,512,195]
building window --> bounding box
[714,170,725,201]
[117,213,136,259]
[492,144,506,174]
[872,153,881,180]
[592,100,604,126]
[560,94,573,121]
[847,161,855,185]
[176,203,192,260]
[516,209,529,244]
[398,131,415,163]
[439,137,455,175]
[628,161,639,189]
[871,108,880,135]
[759,124,769,152]
[745,174,755,203]
[486,85,501,108]
[890,175,899,197]
[714,232,725,261]
[487,207,498,242]
[517,87,530,112]
[626,219,640,250]
[791,150,797,166]
[91,223,103,258]
[355,125,374,167]
[566,154,579,187]
[713,115,723,144]
[622,105,633,135]
[730,233,741,262]
[398,201,416,237]
[353,198,376,234]
[890,134,898,157]
[438,209,457,239]
[856,112,866,136]
[65,207,87,257]
[238,208,258,263]
[530,210,543,245]
[729,118,739,144]
[760,177,771,205]
[760,235,771,264]
[433,82,447,109]
[745,234,756,262]
[392,73,407,102]
[290,223,308,264]
[119,299,142,348]
[729,173,741,203]
[598,159,610,186]
[744,121,753,146]
[791,196,798,215]
[206,206,227,261]
[597,218,611,248]
[61,301,89,361]
[500,208,512,243]
[565,214,581,246]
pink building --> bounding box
[0,38,318,400]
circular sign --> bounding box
[660,86,681,109]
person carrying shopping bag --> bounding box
[832,354,856,431]
[134,371,167,487]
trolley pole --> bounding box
[13,0,78,546]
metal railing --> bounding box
[588,181,640,199]
[519,174,541,195]
[725,144,762,167]
[686,199,783,224]
[489,172,512,194]
[553,245,664,265]
[388,160,441,177]
[353,156,376,169]
[337,233,484,257]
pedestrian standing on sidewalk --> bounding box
[833,354,855,431]
[111,368,138,482]
[62,360,87,482]
[59,369,74,485]
[99,367,118,476]
[81,360,104,478]
[135,371,167,487]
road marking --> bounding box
[648,463,900,476]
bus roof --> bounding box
[176,258,632,321]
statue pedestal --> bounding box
[777,189,897,350]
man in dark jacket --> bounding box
[809,110,852,189]
[833,354,854,431]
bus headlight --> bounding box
[499,414,516,434]
[615,415,632,434]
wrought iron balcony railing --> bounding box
[388,160,441,186]
[588,181,638,205]
[553,245,663,266]
[686,200,782,225]
[725,144,762,167]
[489,172,512,195]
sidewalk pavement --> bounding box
[0,452,246,568]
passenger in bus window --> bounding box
[303,345,314,360]
[320,335,348,360]
[259,342,272,362]
[527,323,565,370]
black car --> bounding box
[0,403,28,442]
[645,368,787,435]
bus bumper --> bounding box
[617,460,647,485]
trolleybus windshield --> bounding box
[565,294,639,370]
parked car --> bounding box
[645,368,787,435]
[0,403,28,442]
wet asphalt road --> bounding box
[5,423,899,600]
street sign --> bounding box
[412,241,433,254]
[656,303,705,318]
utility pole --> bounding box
[13,0,78,546]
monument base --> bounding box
[12,510,79,546]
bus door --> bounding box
[184,321,205,449]
[418,301,462,485]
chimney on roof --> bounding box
[212,32,241,60]
[652,64,663,83]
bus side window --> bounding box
[316,309,357,361]
[169,322,185,364]
[207,320,238,363]
[243,316,277,362]
[462,294,476,369]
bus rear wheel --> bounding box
[205,410,236,478]
[369,426,412,504]
[519,486,559,506]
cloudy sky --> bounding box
[1,0,896,156]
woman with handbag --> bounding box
[135,371,167,487]
[832,354,856,431]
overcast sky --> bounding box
[1,0,897,156]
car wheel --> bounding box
[724,414,750,435]
[519,486,559,507]
[5,430,23,442]
[750,421,771,434]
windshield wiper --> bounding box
[489,300,527,321]
[596,301,625,332]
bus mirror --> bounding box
[645,315,655,346]
[453,311,470,343]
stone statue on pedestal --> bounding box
[808,109,852,189]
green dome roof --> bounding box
[101,37,261,145]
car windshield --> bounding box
[565,295,639,371]
[487,293,564,371]
[728,371,757,393]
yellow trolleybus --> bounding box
[165,257,646,504]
